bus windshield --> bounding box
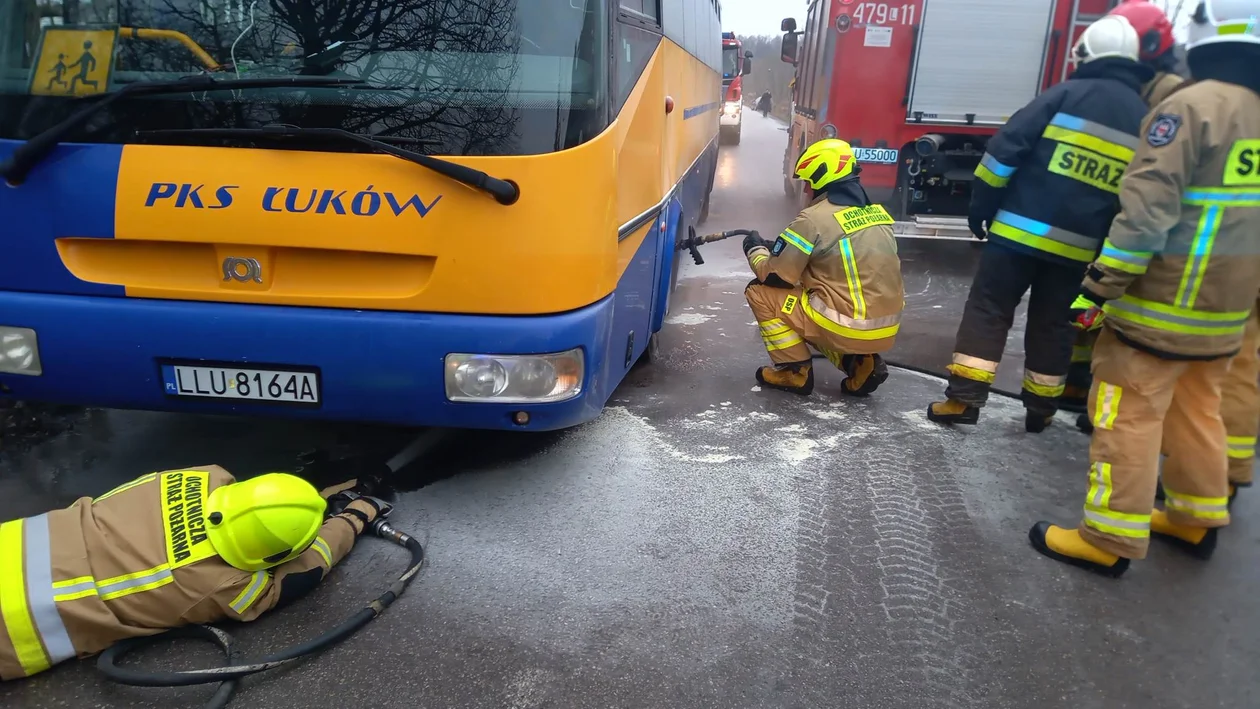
[0,0,609,156]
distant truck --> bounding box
[779,0,1125,239]
[720,31,752,145]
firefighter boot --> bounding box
[1028,522,1130,578]
[926,398,980,425]
[756,361,814,396]
[840,354,889,397]
[1025,410,1055,434]
[1151,509,1218,560]
[1076,412,1094,435]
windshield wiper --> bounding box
[134,124,520,205]
[0,75,365,186]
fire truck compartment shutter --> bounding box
[906,0,1057,126]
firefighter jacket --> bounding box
[971,60,1152,268]
[0,466,374,680]
[1083,79,1260,359]
[1142,71,1185,107]
[745,190,904,353]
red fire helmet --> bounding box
[1107,0,1177,61]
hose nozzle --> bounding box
[370,519,407,545]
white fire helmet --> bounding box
[1070,15,1143,68]
[1186,0,1260,50]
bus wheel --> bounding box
[641,331,662,364]
[731,126,741,146]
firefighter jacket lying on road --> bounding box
[0,465,376,680]
[746,191,904,354]
[1083,79,1260,360]
[972,59,1152,267]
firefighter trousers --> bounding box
[944,243,1080,415]
[1078,327,1231,559]
[1166,304,1260,486]
[1066,328,1100,397]
[745,282,880,369]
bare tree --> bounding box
[105,0,575,154]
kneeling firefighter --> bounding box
[743,138,905,396]
[927,14,1153,432]
[1030,0,1260,578]
[0,467,383,679]
[1063,0,1187,414]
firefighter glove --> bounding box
[742,232,771,255]
[1068,293,1105,331]
[967,216,988,241]
[328,491,389,530]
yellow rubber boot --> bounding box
[1151,509,1218,560]
[755,362,814,396]
[840,354,889,397]
[926,398,979,425]
[1028,522,1130,577]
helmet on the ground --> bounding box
[1071,15,1143,67]
[1108,1,1177,61]
[206,473,326,572]
[1186,0,1260,49]
[794,139,858,191]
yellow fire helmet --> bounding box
[205,473,326,572]
[794,138,859,192]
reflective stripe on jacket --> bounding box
[1085,80,1260,359]
[971,69,1150,266]
[0,466,363,680]
[747,194,905,353]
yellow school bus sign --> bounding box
[30,26,117,97]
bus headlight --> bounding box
[821,124,838,139]
[723,101,741,116]
[0,326,41,376]
[444,349,583,403]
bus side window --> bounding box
[619,0,659,22]
[614,19,661,111]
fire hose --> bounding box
[678,226,1026,402]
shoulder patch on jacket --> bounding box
[771,237,786,256]
[1146,114,1182,147]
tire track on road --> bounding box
[857,429,1016,709]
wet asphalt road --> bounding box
[2,112,1258,709]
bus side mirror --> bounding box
[781,18,797,33]
[743,52,753,75]
[781,33,799,65]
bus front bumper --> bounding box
[0,291,618,431]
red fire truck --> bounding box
[720,31,753,145]
[779,0,1124,238]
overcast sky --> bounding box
[721,0,809,38]
[719,0,1191,40]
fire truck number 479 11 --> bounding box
[848,2,918,26]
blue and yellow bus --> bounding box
[0,0,722,430]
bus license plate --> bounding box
[161,364,320,404]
